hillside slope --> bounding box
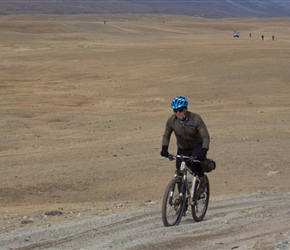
[1,0,290,17]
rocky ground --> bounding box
[1,192,290,249]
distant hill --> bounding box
[1,0,290,18]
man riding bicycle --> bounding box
[160,96,210,193]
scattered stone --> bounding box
[45,210,63,216]
[147,202,156,206]
[276,239,289,250]
[267,170,279,176]
[116,204,123,208]
[21,219,33,225]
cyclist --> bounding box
[160,95,210,193]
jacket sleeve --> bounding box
[161,116,173,147]
[197,116,210,150]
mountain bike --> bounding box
[162,154,210,227]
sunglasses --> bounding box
[173,108,184,113]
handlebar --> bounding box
[167,154,200,163]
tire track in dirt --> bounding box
[1,192,290,250]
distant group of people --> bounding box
[249,33,275,41]
[261,34,275,40]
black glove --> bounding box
[196,148,208,161]
[160,146,169,158]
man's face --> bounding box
[173,108,186,119]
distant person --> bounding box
[261,35,264,41]
[249,33,252,38]
[272,35,275,41]
[160,96,210,193]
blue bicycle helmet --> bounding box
[170,96,188,109]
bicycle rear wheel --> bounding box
[191,175,210,222]
[162,177,185,227]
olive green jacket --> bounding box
[162,111,210,150]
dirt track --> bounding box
[0,192,289,249]
[1,14,290,249]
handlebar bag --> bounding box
[201,158,216,173]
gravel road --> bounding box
[1,192,290,250]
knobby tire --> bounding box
[191,174,210,222]
[162,177,185,227]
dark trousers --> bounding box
[176,143,204,177]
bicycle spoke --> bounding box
[162,178,185,226]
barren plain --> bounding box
[0,14,290,249]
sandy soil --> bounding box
[0,14,290,248]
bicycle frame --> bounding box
[174,155,201,206]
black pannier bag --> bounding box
[201,158,216,173]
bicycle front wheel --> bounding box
[162,177,185,227]
[191,175,210,222]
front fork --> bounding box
[190,176,199,204]
[170,165,200,206]
[184,175,200,205]
[174,174,199,206]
